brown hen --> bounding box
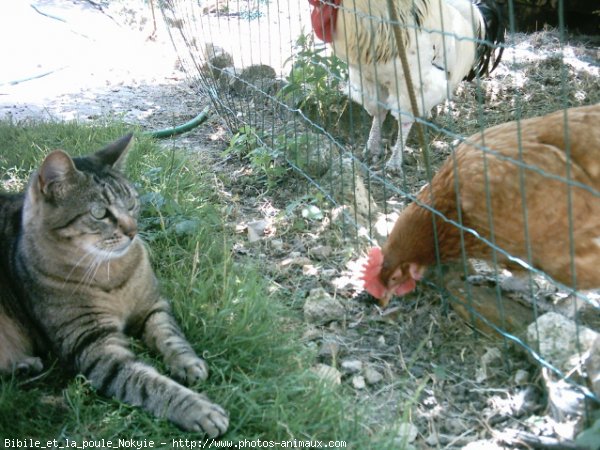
[363,103,600,306]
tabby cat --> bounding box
[0,134,228,437]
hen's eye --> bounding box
[90,205,107,219]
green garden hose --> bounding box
[143,106,210,139]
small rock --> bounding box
[309,245,332,260]
[499,275,531,293]
[555,290,600,320]
[322,268,336,277]
[341,359,363,374]
[318,341,339,364]
[376,335,386,347]
[303,288,345,324]
[425,433,439,446]
[328,321,342,332]
[545,368,588,420]
[444,418,467,434]
[310,364,341,385]
[301,205,324,221]
[247,219,270,242]
[475,367,487,383]
[326,157,378,228]
[527,312,599,372]
[331,274,357,293]
[514,369,530,385]
[303,264,318,276]
[585,336,600,398]
[352,375,366,389]
[302,328,322,341]
[528,313,600,424]
[481,347,502,366]
[231,64,277,95]
[395,422,418,444]
[280,256,311,267]
[202,43,234,76]
[512,385,540,417]
[270,239,284,251]
[232,242,249,255]
[364,366,384,385]
[477,347,502,382]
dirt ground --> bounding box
[1,1,599,448]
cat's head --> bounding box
[23,134,140,259]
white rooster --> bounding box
[308,0,506,172]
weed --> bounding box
[224,125,289,188]
[279,32,349,126]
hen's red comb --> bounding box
[360,247,386,299]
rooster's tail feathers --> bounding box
[465,0,506,81]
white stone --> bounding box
[395,422,418,444]
[527,312,599,372]
[352,375,366,389]
[364,366,384,385]
[514,369,530,385]
[341,360,363,374]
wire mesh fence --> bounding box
[159,0,599,435]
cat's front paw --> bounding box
[171,394,229,438]
[170,355,209,385]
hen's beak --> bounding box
[376,291,394,309]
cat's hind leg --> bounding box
[0,313,42,376]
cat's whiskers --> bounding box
[102,249,113,282]
[73,252,98,292]
[81,257,97,287]
[106,258,110,282]
[71,237,127,290]
[81,252,108,289]
[72,246,113,291]
[63,250,97,291]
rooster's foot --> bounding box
[363,145,384,165]
[384,153,404,174]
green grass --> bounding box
[0,120,398,448]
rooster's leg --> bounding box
[364,109,387,164]
[385,119,414,173]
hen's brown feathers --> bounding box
[381,103,600,292]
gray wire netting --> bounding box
[158,0,600,437]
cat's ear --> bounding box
[38,150,77,195]
[93,133,134,170]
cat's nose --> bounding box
[120,217,137,239]
[125,225,137,240]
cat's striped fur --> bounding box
[0,135,228,437]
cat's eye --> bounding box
[90,205,107,220]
